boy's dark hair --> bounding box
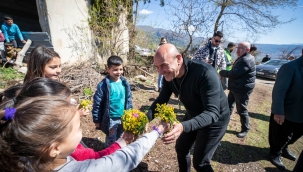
[107,55,123,68]
[4,42,14,47]
[0,77,71,110]
[227,42,235,48]
[213,31,223,38]
[24,45,60,84]
[3,15,13,21]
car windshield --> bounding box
[264,60,288,66]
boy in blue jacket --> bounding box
[1,15,26,48]
[92,55,133,147]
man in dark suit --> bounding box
[268,49,303,171]
[219,42,256,138]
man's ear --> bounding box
[49,142,61,158]
[176,54,182,65]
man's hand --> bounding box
[21,40,26,43]
[274,114,285,125]
[162,123,183,144]
[94,123,100,129]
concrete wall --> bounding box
[38,0,96,64]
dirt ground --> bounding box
[80,76,302,172]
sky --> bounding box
[136,0,303,45]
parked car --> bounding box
[135,45,152,56]
[256,59,289,80]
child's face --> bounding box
[107,64,123,81]
[6,45,13,51]
[5,20,13,26]
[44,57,61,80]
[57,111,82,158]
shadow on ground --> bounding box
[130,162,150,172]
[250,112,270,122]
[213,140,270,165]
[82,137,105,151]
[264,167,292,172]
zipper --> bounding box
[172,64,188,110]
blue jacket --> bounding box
[92,75,133,135]
[271,56,303,123]
[1,23,24,42]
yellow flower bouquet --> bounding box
[154,103,179,126]
[79,99,93,110]
[121,109,149,136]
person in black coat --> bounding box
[148,44,230,172]
[268,51,303,171]
[219,42,256,138]
[262,54,270,63]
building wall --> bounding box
[37,0,129,65]
[37,0,95,64]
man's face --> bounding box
[236,44,248,57]
[211,36,222,47]
[230,46,235,52]
[5,20,13,26]
[154,53,182,82]
[162,39,167,44]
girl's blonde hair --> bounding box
[0,97,76,171]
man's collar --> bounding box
[209,41,219,49]
[238,52,248,58]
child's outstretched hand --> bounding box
[121,132,135,145]
[77,107,90,116]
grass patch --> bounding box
[0,67,24,88]
[213,91,303,171]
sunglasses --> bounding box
[213,38,222,43]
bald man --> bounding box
[147,44,230,172]
[219,42,256,138]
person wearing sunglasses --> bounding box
[193,31,226,72]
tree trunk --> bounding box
[213,0,227,33]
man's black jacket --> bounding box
[147,58,230,133]
[219,53,256,92]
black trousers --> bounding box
[293,150,303,172]
[268,113,303,156]
[175,114,229,172]
[228,90,252,131]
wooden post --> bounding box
[14,39,32,67]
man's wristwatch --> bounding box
[152,126,163,138]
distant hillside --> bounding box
[253,44,302,61]
[137,25,303,62]
[137,25,203,48]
